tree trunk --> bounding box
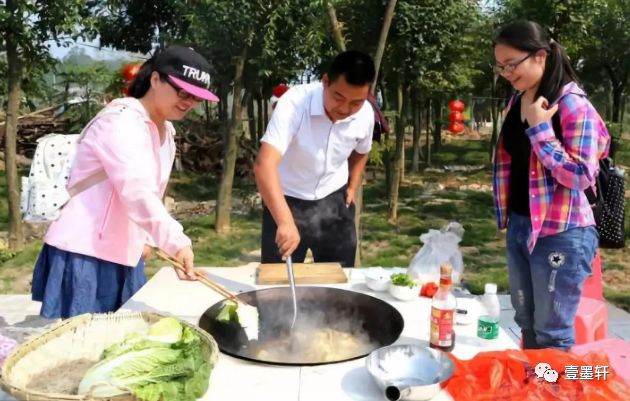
[387,84,404,223]
[218,82,230,153]
[468,95,474,130]
[489,74,500,161]
[411,87,423,172]
[263,98,269,132]
[611,83,623,124]
[204,98,211,130]
[370,0,397,93]
[256,94,264,143]
[353,181,363,267]
[218,82,229,123]
[432,99,442,153]
[604,65,624,124]
[215,48,247,233]
[619,93,626,142]
[380,80,389,120]
[246,90,256,148]
[4,15,24,250]
[425,98,431,166]
[324,0,346,52]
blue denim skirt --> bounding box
[32,244,146,319]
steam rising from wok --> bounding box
[199,287,404,366]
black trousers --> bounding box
[261,186,357,267]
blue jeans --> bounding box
[506,212,598,350]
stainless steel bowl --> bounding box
[366,344,454,401]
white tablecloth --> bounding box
[120,266,519,401]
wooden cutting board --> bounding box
[256,262,348,284]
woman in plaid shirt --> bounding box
[492,21,610,350]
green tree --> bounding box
[93,0,190,51]
[0,0,93,249]
[582,0,630,124]
[497,0,597,57]
[187,0,326,233]
[381,0,483,222]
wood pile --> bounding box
[1,104,258,177]
[0,104,71,161]
[176,119,257,177]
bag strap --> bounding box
[65,106,127,198]
[550,93,600,206]
[67,169,107,197]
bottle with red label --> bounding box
[429,263,456,352]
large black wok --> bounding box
[199,286,404,366]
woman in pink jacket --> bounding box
[32,46,219,319]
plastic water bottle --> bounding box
[477,283,500,340]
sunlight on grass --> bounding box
[0,139,629,313]
[145,212,262,270]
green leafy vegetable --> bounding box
[79,318,212,401]
[391,273,416,288]
[216,300,238,322]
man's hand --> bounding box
[345,187,355,207]
[276,222,300,260]
[524,96,559,128]
[174,246,196,281]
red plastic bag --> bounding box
[445,349,630,401]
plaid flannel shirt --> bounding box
[493,82,611,253]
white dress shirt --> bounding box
[261,82,374,200]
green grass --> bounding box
[0,137,629,314]
[143,212,262,276]
[604,289,630,312]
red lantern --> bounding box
[448,122,465,134]
[448,111,464,123]
[448,100,465,112]
[272,83,289,98]
[121,63,141,82]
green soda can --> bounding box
[477,315,499,340]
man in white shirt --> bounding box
[254,51,375,267]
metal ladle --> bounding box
[286,255,298,329]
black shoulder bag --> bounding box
[551,111,626,248]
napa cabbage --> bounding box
[78,318,212,401]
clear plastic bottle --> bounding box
[478,283,500,340]
[430,264,457,352]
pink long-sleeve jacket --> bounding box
[44,97,191,266]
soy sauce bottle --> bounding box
[429,264,456,352]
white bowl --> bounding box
[389,282,420,301]
[364,268,394,291]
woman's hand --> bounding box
[141,245,153,261]
[174,246,196,280]
[524,96,559,127]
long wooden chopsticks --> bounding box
[154,248,243,304]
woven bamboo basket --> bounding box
[0,312,219,401]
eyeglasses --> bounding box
[165,78,204,102]
[493,53,534,75]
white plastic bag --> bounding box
[408,222,465,284]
